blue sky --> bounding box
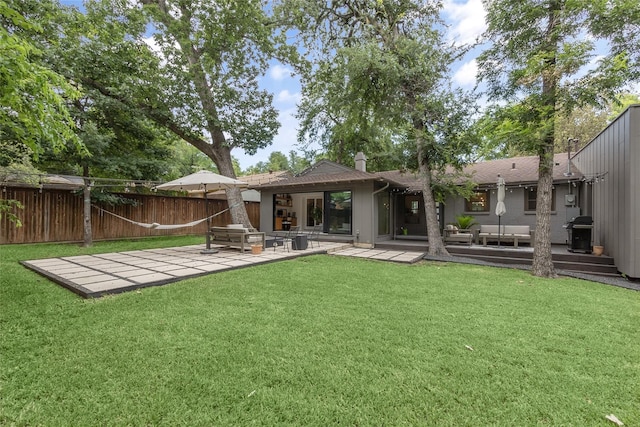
[59,0,486,170]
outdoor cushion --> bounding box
[504,225,530,235]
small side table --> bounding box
[293,235,308,250]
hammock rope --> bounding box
[92,203,238,230]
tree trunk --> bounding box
[531,148,556,277]
[416,133,448,256]
[214,146,252,226]
[82,166,92,247]
[531,1,560,278]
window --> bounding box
[306,198,323,227]
[327,191,352,234]
[525,187,556,211]
[465,190,490,212]
[404,195,421,224]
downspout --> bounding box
[370,181,390,248]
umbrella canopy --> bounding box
[495,176,506,217]
[155,170,248,192]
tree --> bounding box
[0,0,83,226]
[607,93,640,120]
[554,105,608,152]
[284,0,478,255]
[478,0,639,277]
[287,150,311,175]
[59,0,289,227]
[0,0,80,156]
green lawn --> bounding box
[1,237,639,425]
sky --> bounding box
[58,0,487,170]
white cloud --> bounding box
[276,89,301,104]
[234,107,303,170]
[142,36,160,53]
[269,64,293,81]
[453,59,478,87]
[442,0,487,46]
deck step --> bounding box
[448,253,618,276]
[374,240,620,278]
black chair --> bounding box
[308,225,322,248]
[273,226,300,252]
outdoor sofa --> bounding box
[210,224,265,251]
[478,225,533,248]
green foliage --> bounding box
[451,214,478,230]
[285,0,479,255]
[243,150,312,175]
[88,190,139,207]
[554,105,609,152]
[0,198,23,227]
[608,92,640,120]
[478,0,639,155]
[0,0,81,157]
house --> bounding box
[255,154,402,247]
[256,153,584,245]
[255,106,639,279]
[440,153,584,245]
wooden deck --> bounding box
[374,238,619,277]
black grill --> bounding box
[565,216,593,253]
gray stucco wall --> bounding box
[572,105,640,279]
[259,181,378,247]
[444,185,579,245]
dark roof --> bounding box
[252,159,405,189]
[252,154,583,191]
[463,153,582,185]
[253,169,389,189]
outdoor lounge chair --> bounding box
[443,224,474,246]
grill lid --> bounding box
[567,215,593,225]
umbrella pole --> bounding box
[498,215,501,247]
[201,184,218,254]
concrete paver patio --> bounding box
[22,243,425,298]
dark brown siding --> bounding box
[1,187,260,244]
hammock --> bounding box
[93,204,237,230]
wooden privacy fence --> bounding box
[0,186,260,244]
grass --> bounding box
[1,237,639,425]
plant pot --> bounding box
[251,244,263,255]
[592,245,604,256]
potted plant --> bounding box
[312,207,323,225]
[452,214,477,232]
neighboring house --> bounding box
[572,105,640,279]
[191,170,290,202]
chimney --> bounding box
[355,152,367,172]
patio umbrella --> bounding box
[156,171,248,253]
[495,176,506,247]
